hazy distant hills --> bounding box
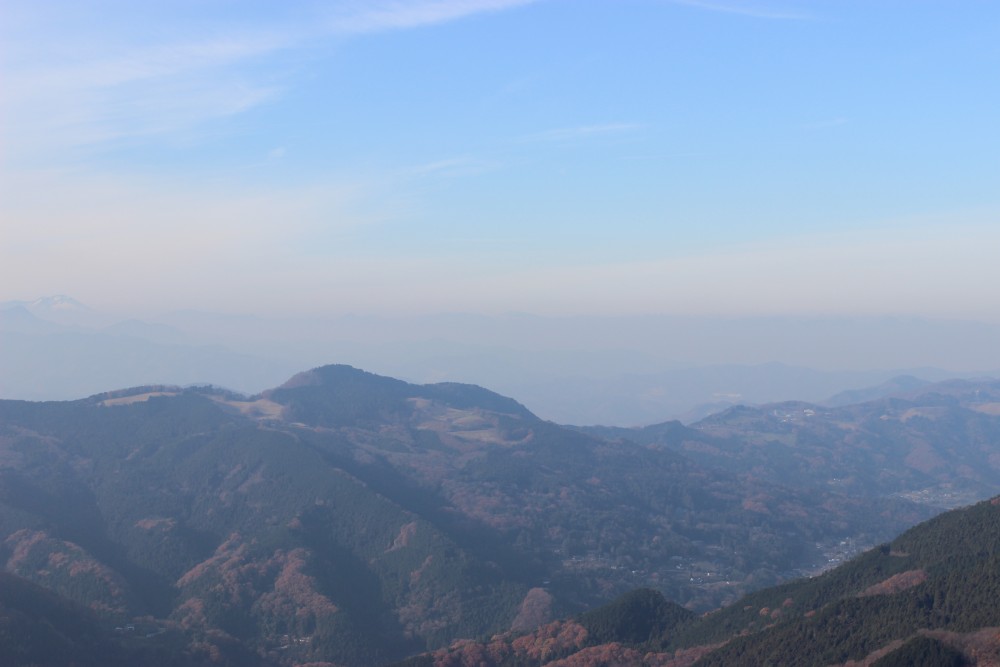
[0,300,293,400]
[822,374,933,407]
[581,377,1000,508]
[511,364,961,425]
[0,364,960,666]
[3,296,999,424]
[399,496,1000,666]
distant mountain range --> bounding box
[3,365,1000,665]
[581,377,1000,509]
[3,296,999,424]
[0,301,293,400]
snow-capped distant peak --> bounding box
[30,295,89,311]
[22,296,109,329]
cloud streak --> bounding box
[2,0,543,158]
[403,157,498,179]
[327,0,542,34]
[521,123,644,143]
[669,0,812,20]
[3,28,292,156]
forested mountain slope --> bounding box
[0,365,932,665]
[0,569,268,667]
[399,495,1000,666]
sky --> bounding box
[2,0,999,320]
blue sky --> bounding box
[2,0,999,319]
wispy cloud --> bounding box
[1,1,543,158]
[3,28,293,156]
[403,156,497,178]
[669,0,812,20]
[521,123,644,143]
[327,0,542,34]
[8,33,288,94]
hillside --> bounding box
[0,570,268,667]
[0,364,935,665]
[398,495,1000,666]
[0,570,131,667]
[582,378,1000,509]
[682,494,1000,665]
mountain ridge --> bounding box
[579,377,1000,510]
[3,365,999,665]
[6,295,999,425]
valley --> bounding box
[7,2,997,664]
[401,495,1000,666]
[2,365,999,665]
